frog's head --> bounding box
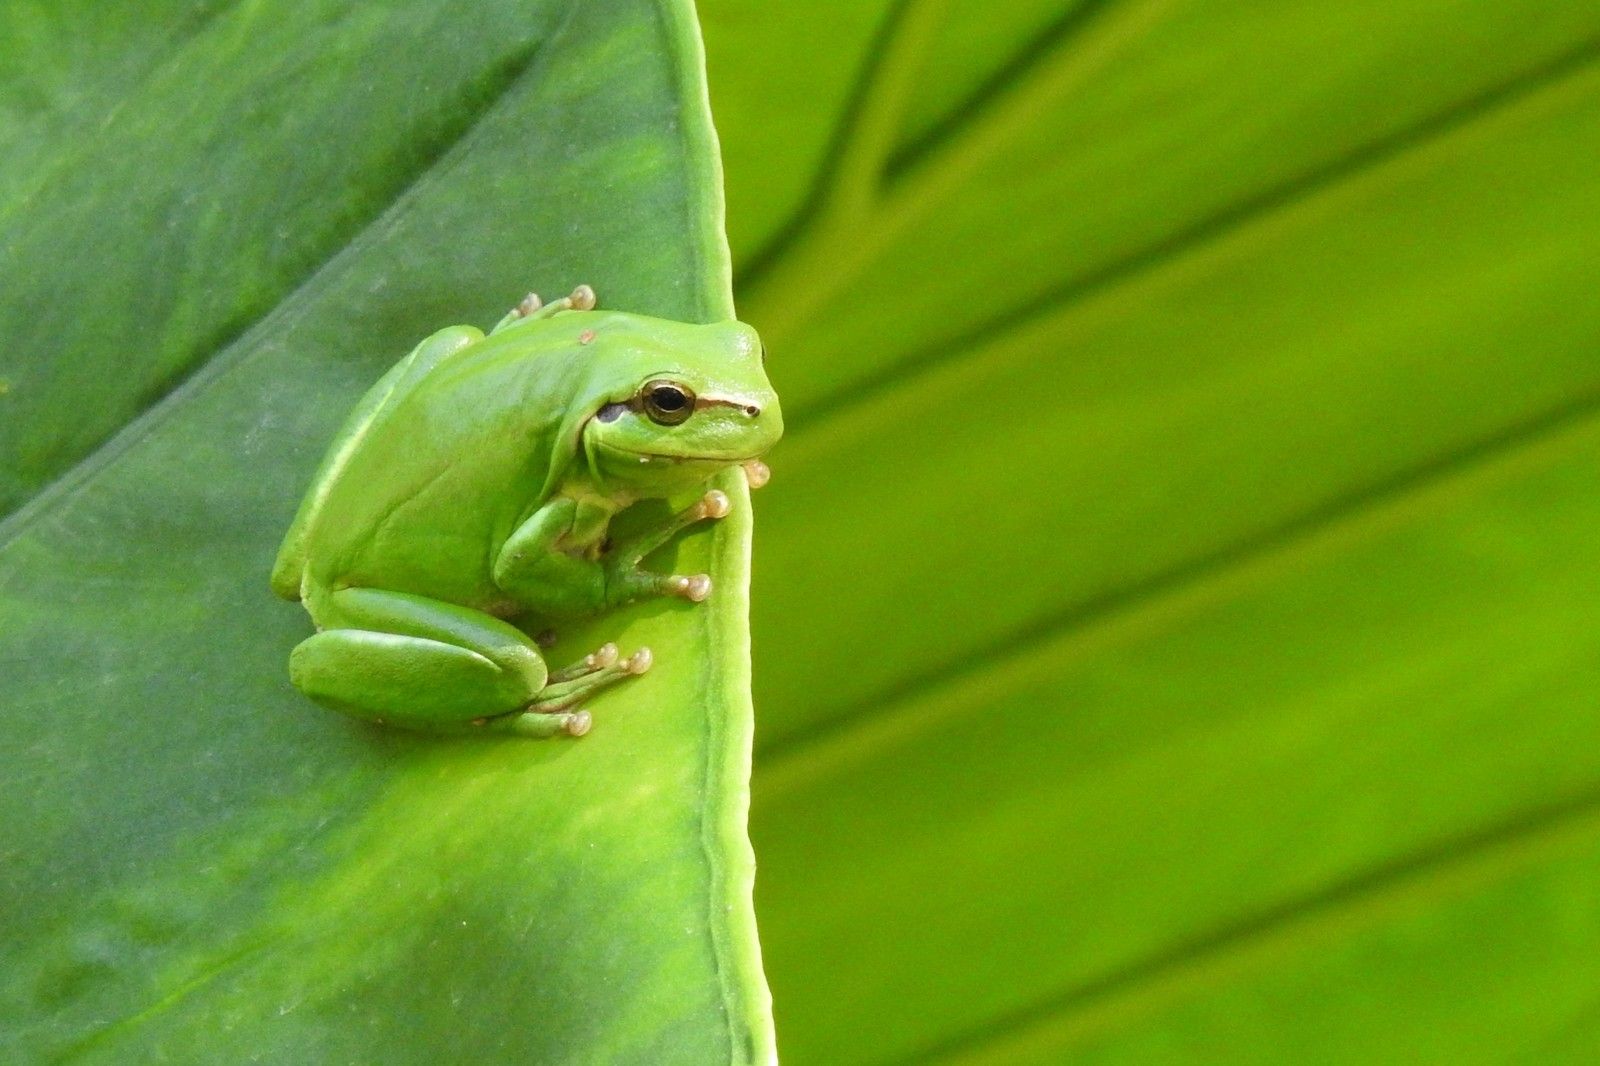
[578,315,782,494]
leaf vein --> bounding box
[912,786,1600,1064]
[786,30,1600,429]
[756,384,1600,782]
[0,15,570,554]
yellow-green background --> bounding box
[702,1,1600,1062]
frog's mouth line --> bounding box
[620,449,763,464]
[589,437,762,465]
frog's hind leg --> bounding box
[290,629,593,735]
[289,587,597,736]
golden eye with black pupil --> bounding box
[639,379,695,425]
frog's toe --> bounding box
[698,489,731,520]
[570,284,596,311]
[514,292,542,317]
[742,459,771,489]
[626,647,653,674]
[496,708,591,738]
[546,641,620,683]
[665,573,712,602]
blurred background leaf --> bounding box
[0,2,772,1062]
[698,0,1600,1061]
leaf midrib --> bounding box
[736,0,1600,427]
[782,30,1600,432]
[0,9,571,551]
[736,0,1174,341]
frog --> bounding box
[270,285,782,738]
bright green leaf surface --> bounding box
[696,1,1600,1061]
[0,2,773,1062]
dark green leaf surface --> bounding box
[696,1,1600,1061]
[0,2,772,1062]
[2,0,544,511]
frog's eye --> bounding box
[639,380,695,426]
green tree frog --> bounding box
[271,286,782,738]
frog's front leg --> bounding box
[604,489,732,603]
[494,494,726,617]
[290,587,646,737]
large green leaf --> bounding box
[698,0,1600,1061]
[0,2,773,1062]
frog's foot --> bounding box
[483,645,652,737]
[605,570,713,604]
[742,459,771,490]
[485,708,594,738]
[606,563,713,605]
[630,488,730,557]
[491,284,599,333]
[603,489,730,605]
[531,646,651,713]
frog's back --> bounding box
[280,322,603,609]
[270,325,482,601]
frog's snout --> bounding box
[754,395,784,453]
[708,388,781,451]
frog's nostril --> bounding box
[744,404,760,417]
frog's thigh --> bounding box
[291,630,536,728]
[292,587,546,728]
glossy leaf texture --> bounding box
[0,2,774,1062]
[698,0,1600,1061]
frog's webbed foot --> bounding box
[491,284,598,333]
[603,489,730,605]
[483,642,652,737]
